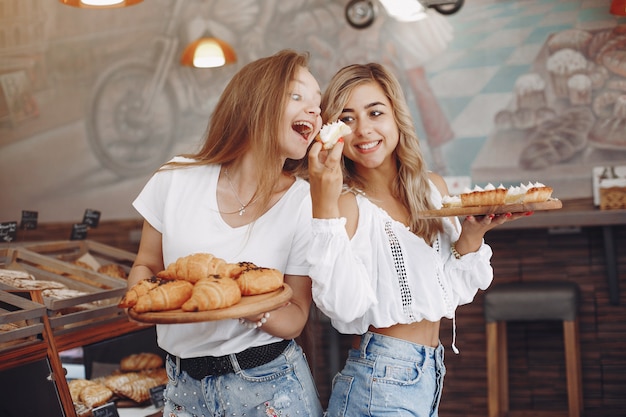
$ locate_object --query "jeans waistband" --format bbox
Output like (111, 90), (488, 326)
(174, 339), (290, 380)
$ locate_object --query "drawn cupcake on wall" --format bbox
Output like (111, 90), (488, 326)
(546, 48), (588, 98)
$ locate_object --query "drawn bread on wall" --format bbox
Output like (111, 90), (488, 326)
(519, 107), (595, 170)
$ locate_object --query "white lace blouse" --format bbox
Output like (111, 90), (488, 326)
(308, 182), (494, 350)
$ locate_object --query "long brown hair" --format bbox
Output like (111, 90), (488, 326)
(163, 49), (311, 212)
(322, 63), (443, 243)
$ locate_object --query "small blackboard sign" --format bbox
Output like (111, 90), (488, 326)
(149, 384), (166, 408)
(83, 209), (101, 228)
(91, 402), (119, 417)
(69, 223), (88, 240)
(0, 221), (17, 243)
(20, 210), (38, 230)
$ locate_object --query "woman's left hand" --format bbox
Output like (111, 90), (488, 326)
(454, 211), (533, 254)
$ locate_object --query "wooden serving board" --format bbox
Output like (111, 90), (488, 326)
(418, 199), (562, 218)
(127, 284), (293, 324)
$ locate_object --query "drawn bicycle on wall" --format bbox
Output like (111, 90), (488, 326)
(85, 0), (241, 178)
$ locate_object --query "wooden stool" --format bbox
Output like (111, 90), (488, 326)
(484, 281), (583, 417)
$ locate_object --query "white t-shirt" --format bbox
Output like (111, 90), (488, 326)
(308, 182), (494, 337)
(133, 157), (312, 358)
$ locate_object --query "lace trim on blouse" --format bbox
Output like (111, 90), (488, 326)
(384, 220), (416, 322)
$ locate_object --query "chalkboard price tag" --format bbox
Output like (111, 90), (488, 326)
(92, 402), (119, 417)
(83, 209), (101, 228)
(69, 223), (88, 240)
(20, 210), (38, 230)
(0, 221), (17, 243)
(149, 384), (166, 408)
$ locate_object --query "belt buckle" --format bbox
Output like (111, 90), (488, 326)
(207, 355), (233, 376)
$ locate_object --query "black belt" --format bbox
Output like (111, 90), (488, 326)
(176, 339), (290, 380)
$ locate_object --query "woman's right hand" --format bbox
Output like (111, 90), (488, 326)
(308, 139), (344, 219)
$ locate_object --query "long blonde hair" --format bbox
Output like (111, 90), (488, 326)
(163, 49), (311, 213)
(322, 63), (443, 243)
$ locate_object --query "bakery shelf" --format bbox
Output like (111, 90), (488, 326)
(0, 247), (127, 334)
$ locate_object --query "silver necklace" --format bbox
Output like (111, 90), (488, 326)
(223, 168), (257, 216)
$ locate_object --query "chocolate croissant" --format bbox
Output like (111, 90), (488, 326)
(235, 266), (284, 296)
(133, 279), (194, 313)
(182, 276), (242, 311)
(118, 276), (164, 308)
(157, 253), (243, 283)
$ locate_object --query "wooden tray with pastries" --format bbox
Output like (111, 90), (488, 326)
(128, 284), (292, 324)
(122, 253), (293, 324)
(418, 199), (562, 218)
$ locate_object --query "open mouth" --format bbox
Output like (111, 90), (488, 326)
(292, 121), (313, 140)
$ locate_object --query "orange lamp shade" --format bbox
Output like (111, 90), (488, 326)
(611, 0), (626, 16)
(59, 0), (143, 8)
(180, 38), (237, 68)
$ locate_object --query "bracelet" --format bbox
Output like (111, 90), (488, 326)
(451, 241), (463, 259)
(239, 312), (270, 329)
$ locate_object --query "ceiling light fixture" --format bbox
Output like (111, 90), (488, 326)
(379, 0), (428, 21)
(59, 0), (143, 8)
(180, 36), (237, 68)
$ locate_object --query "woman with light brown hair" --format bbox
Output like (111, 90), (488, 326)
(128, 49), (324, 417)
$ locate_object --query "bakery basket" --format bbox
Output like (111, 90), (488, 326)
(600, 186), (626, 210)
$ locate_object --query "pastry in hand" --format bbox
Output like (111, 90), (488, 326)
(182, 276), (242, 311)
(133, 279), (194, 313)
(157, 253), (242, 283)
(235, 265), (284, 296)
(118, 276), (164, 309)
(317, 120), (351, 150)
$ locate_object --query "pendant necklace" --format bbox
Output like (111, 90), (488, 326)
(223, 168), (257, 216)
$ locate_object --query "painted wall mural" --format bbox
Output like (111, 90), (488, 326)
(0, 0), (624, 224)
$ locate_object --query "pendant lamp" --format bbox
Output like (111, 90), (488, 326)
(180, 36), (237, 68)
(59, 0), (143, 8)
(610, 0), (626, 16)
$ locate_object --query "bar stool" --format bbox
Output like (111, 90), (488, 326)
(484, 281), (583, 417)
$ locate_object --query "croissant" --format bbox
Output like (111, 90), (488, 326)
(182, 276), (242, 311)
(118, 276), (164, 308)
(235, 266), (284, 296)
(157, 253), (243, 283)
(133, 280), (194, 313)
(79, 381), (113, 408)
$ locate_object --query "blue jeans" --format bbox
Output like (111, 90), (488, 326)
(326, 332), (446, 417)
(163, 340), (323, 417)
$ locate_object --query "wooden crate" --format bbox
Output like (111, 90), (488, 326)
(0, 247), (127, 334)
(20, 239), (136, 280)
(0, 290), (46, 352)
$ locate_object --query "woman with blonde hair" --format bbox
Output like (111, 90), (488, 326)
(307, 62), (527, 416)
